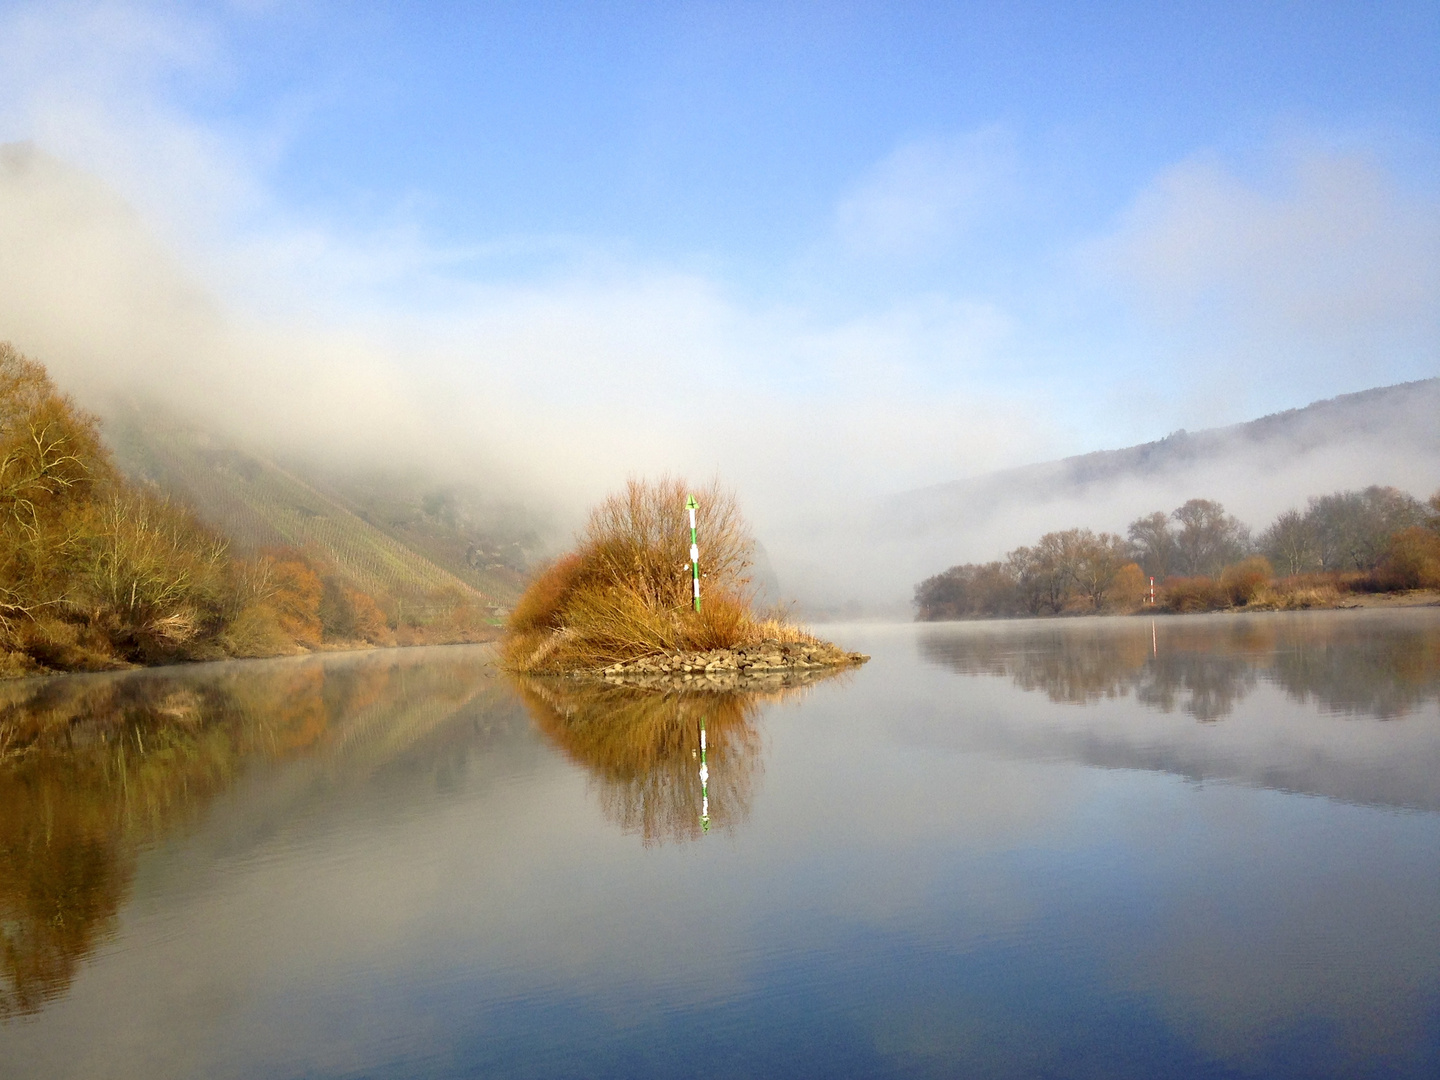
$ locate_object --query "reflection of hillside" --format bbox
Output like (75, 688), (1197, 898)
(0, 650), (496, 1018)
(919, 614), (1440, 721)
(514, 678), (817, 845)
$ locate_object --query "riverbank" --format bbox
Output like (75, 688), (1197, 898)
(1159, 586), (1440, 616)
(915, 587), (1440, 624)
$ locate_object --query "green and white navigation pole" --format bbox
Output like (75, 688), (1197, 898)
(685, 493), (701, 612)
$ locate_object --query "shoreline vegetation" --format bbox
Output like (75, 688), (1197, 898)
(915, 493), (1440, 622)
(1, 343), (497, 678)
(501, 477), (866, 683)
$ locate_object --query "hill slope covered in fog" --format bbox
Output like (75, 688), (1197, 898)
(886, 378), (1440, 529)
(104, 403), (541, 611)
(791, 378), (1440, 613)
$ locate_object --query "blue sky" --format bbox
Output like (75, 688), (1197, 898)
(0, 0), (1436, 518)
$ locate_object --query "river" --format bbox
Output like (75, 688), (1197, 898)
(2, 609), (1438, 1078)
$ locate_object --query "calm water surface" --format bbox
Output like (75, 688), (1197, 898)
(2, 610), (1439, 1079)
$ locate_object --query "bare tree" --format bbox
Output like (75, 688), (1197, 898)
(1006, 545), (1053, 615)
(1126, 511), (1176, 579)
(1259, 509), (1320, 576)
(1171, 499), (1249, 577)
(1304, 486), (1428, 571)
(1071, 531), (1129, 608)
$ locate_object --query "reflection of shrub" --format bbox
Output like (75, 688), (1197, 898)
(0, 649), (498, 1014)
(513, 675), (769, 844)
(1220, 556), (1273, 606)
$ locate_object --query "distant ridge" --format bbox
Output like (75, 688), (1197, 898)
(882, 378), (1440, 531)
(781, 377), (1440, 612)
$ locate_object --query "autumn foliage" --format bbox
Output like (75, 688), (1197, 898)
(916, 489), (1440, 621)
(0, 343), (492, 675)
(503, 477), (814, 673)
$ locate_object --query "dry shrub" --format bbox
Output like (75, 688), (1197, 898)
(1162, 576), (1225, 613)
(1250, 575), (1343, 610)
(1377, 526), (1440, 590)
(1220, 556), (1273, 606)
(503, 477), (810, 672)
(559, 583), (688, 662)
(1107, 562), (1147, 611)
(72, 492), (232, 658)
(221, 601), (296, 657)
(506, 553), (585, 636)
(10, 615), (119, 672)
(581, 477), (753, 608)
(1279, 586), (1343, 609)
(347, 588), (393, 645)
(266, 553), (323, 646)
(689, 590), (752, 651)
(319, 575), (395, 646)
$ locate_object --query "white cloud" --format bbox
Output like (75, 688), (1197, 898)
(1095, 146), (1440, 399)
(833, 128), (1017, 259)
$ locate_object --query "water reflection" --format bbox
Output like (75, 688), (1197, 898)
(0, 649), (497, 1018)
(512, 678), (768, 845)
(0, 625), (1436, 1080)
(920, 612), (1440, 720)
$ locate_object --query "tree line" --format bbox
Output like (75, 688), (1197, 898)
(915, 490), (1440, 621)
(1, 343), (494, 675)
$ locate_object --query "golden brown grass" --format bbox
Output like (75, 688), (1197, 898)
(503, 477), (816, 673)
(1, 342), (495, 674)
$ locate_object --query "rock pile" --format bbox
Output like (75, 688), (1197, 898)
(585, 639), (869, 689)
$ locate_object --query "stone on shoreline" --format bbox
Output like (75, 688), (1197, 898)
(580, 638), (868, 688)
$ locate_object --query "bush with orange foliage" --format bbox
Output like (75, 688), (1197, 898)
(1378, 527), (1440, 590)
(1108, 562), (1148, 611)
(1220, 556), (1273, 605)
(1161, 576), (1226, 613)
(264, 553), (323, 646)
(503, 477), (816, 673)
(0, 342), (423, 673)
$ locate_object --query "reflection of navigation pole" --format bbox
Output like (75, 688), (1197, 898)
(699, 717), (710, 833)
(686, 494), (701, 612)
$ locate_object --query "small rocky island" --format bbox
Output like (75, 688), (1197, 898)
(501, 478), (867, 686)
(595, 639), (869, 688)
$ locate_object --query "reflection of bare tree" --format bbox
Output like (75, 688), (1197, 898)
(514, 677), (823, 845)
(1269, 619), (1440, 718)
(0, 651), (495, 1018)
(1135, 653), (1257, 721)
(918, 615), (1440, 722)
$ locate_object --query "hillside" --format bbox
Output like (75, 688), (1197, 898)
(883, 378), (1440, 532)
(103, 402), (540, 612)
(787, 378), (1440, 613)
